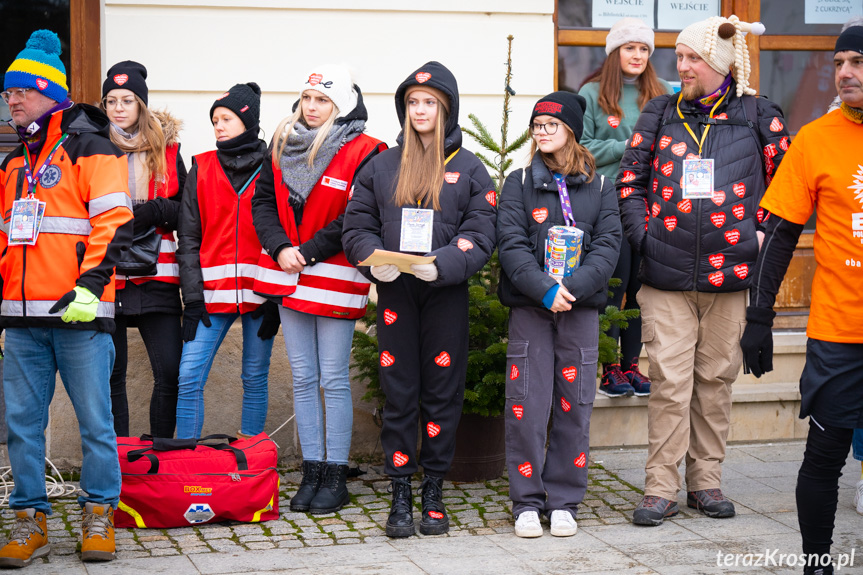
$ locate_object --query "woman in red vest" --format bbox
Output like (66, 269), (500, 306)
(252, 65), (385, 514)
(102, 61), (185, 438)
(175, 82), (279, 440)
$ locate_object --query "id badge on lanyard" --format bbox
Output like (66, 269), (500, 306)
(9, 198), (46, 246)
(400, 208), (434, 253)
(682, 159), (714, 200)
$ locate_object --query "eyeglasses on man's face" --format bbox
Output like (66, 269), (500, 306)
(1, 88), (34, 104)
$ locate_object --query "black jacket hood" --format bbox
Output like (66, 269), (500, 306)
(394, 61), (461, 152)
(62, 103), (112, 138)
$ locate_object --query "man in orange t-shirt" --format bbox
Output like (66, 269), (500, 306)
(740, 24), (863, 575)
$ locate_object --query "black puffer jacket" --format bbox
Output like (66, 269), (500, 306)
(342, 62), (497, 287)
(617, 86), (789, 292)
(497, 153), (621, 309)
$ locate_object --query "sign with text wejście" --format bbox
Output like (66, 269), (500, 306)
(657, 0), (719, 30)
(592, 0), (655, 29)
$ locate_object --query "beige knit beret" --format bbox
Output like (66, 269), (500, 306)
(606, 17), (655, 56)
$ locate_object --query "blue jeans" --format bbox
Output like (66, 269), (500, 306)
(3, 327), (121, 513)
(176, 312), (274, 439)
(853, 429), (863, 462)
(279, 307), (355, 464)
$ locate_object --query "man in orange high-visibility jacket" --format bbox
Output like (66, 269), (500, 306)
(0, 30), (132, 568)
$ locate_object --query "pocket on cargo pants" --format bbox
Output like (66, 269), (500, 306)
(506, 340), (529, 401)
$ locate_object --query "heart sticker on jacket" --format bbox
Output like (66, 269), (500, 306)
(574, 452), (586, 468)
(660, 161), (674, 177)
(444, 172), (460, 184)
(677, 199), (692, 213)
(732, 204), (745, 220)
(664, 216), (677, 231)
(651, 202), (661, 218)
(725, 229), (740, 245)
(427, 422), (441, 437)
(485, 190), (497, 207)
(532, 208), (548, 223)
(622, 171), (636, 183)
(734, 264), (749, 279)
(384, 309), (397, 325)
(710, 212), (726, 228)
(733, 182), (746, 198)
(712, 190), (725, 206)
(659, 136), (672, 149)
(435, 352), (451, 367)
(620, 187), (635, 199)
(770, 117), (784, 132)
(708, 271), (724, 286)
(457, 238), (474, 251)
(671, 142), (687, 156)
(708, 254), (725, 269)
(661, 186), (673, 201)
(631, 133), (643, 147)
(380, 351), (395, 367)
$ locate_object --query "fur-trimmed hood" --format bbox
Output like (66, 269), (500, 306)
(153, 109), (183, 145)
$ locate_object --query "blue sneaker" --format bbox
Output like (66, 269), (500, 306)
(625, 360), (651, 396)
(598, 365), (635, 397)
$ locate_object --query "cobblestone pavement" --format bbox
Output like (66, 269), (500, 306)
(2, 442), (861, 574)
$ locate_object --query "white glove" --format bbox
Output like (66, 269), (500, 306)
(410, 262), (439, 282)
(371, 264), (400, 283)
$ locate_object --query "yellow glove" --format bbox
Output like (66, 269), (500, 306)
(49, 286), (99, 323)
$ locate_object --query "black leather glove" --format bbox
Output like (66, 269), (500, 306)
(250, 300), (280, 340)
(133, 201), (160, 235)
(740, 306), (776, 378)
(182, 301), (211, 343)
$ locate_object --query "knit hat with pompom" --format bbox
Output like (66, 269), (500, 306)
(4, 29), (68, 103)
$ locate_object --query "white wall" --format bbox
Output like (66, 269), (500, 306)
(103, 1), (555, 165)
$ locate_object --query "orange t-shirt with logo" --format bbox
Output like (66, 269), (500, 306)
(760, 109), (863, 343)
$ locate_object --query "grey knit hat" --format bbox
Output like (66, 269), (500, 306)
(606, 18), (655, 56)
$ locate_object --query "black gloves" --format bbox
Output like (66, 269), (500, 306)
(133, 201), (160, 236)
(182, 301), (211, 343)
(740, 306), (776, 378)
(250, 300), (280, 340)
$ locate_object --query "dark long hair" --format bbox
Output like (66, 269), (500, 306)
(579, 47), (666, 119)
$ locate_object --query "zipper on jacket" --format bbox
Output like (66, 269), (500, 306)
(234, 195), (241, 312)
(21, 246), (27, 317)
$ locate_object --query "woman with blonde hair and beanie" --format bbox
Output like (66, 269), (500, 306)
(101, 61), (186, 438)
(497, 92), (621, 538)
(578, 18), (671, 398)
(252, 65), (386, 514)
(343, 61), (497, 538)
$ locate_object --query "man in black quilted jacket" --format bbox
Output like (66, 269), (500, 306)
(616, 15), (790, 526)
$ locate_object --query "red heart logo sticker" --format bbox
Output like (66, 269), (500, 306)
(532, 207), (548, 223)
(380, 351), (395, 367)
(485, 190), (496, 207)
(765, 156), (775, 175)
(725, 229), (741, 245)
(434, 352), (451, 367)
(686, 153), (699, 160)
(393, 451), (408, 467)
(661, 186), (673, 201)
(712, 190), (725, 206)
(660, 162), (674, 177)
(709, 254), (725, 269)
(677, 199), (692, 213)
(763, 143), (778, 158)
(770, 117), (784, 132)
(113, 74), (128, 85)
(631, 133), (643, 147)
(732, 204), (745, 219)
(651, 202), (661, 218)
(607, 116), (620, 128)
(620, 187), (635, 199)
(457, 238), (474, 251)
(428, 511), (444, 519)
(35, 78), (48, 90)
(671, 142), (687, 157)
(560, 397), (571, 412)
(384, 309), (397, 325)
(444, 172), (460, 184)
(733, 182), (746, 198)
(510, 365), (519, 380)
(308, 73), (323, 86)
(715, 113), (728, 120)
(415, 72), (431, 83)
(574, 452), (587, 468)
(708, 271), (724, 286)
(757, 208), (767, 223)
(562, 366), (577, 382)
(659, 135), (672, 150)
(348, 187), (354, 201)
(621, 171), (636, 183)
(653, 156), (660, 170)
(518, 462), (533, 477)
(780, 136), (789, 151)
(427, 422), (441, 437)
(652, 179), (659, 194)
(734, 264), (749, 279)
(512, 405), (523, 420)
(664, 216), (678, 231)
(710, 212), (726, 228)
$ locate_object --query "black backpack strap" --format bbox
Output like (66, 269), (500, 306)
(740, 94), (767, 176)
(126, 447), (160, 474)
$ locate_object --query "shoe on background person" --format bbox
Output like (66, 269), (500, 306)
(624, 358), (651, 396)
(514, 510), (543, 538)
(632, 495), (679, 526)
(0, 509), (49, 568)
(419, 475), (449, 535)
(385, 477), (415, 538)
(80, 503), (115, 562)
(549, 510), (577, 537)
(290, 460), (324, 512)
(855, 479), (863, 515)
(309, 463), (350, 514)
(687, 489), (736, 518)
(598, 364), (635, 397)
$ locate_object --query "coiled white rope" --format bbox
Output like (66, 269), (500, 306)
(0, 458), (78, 508)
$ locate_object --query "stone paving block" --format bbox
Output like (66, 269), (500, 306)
(150, 548), (181, 556)
(246, 541), (277, 550)
(201, 527), (233, 539)
(239, 534), (269, 543)
(142, 539), (174, 549)
(87, 555), (200, 574)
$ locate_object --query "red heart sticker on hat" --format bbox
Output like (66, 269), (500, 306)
(518, 462), (533, 477)
(631, 133), (643, 147)
(457, 238), (473, 251)
(444, 172), (460, 184)
(708, 271), (724, 287)
(435, 352), (451, 367)
(621, 171), (636, 183)
(607, 116), (620, 128)
(725, 229), (741, 245)
(383, 309), (397, 325)
(734, 264), (749, 279)
(560, 397), (571, 412)
(661, 186), (673, 201)
(562, 366), (577, 382)
(710, 190), (724, 206)
(428, 511), (444, 519)
(113, 74), (128, 86)
(427, 422), (441, 437)
(770, 117), (783, 132)
(659, 135), (672, 150)
(35, 78), (48, 91)
(660, 161), (674, 177)
(485, 190), (497, 207)
(710, 212), (726, 228)
(733, 182), (746, 198)
(510, 365), (519, 380)
(532, 207), (548, 223)
(664, 216), (678, 231)
(652, 179), (659, 194)
(308, 73), (323, 86)
(780, 137), (789, 151)
(574, 452), (587, 468)
(380, 351), (395, 367)
(512, 405), (523, 420)
(620, 187), (635, 199)
(393, 451), (408, 467)
(732, 204), (745, 220)
(671, 142), (687, 157)
(677, 199), (692, 213)
(651, 202), (661, 218)
(415, 72), (431, 83)
(709, 254), (725, 269)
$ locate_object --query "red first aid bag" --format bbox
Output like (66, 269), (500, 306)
(115, 433), (280, 528)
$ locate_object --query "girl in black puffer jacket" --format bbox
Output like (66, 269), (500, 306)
(497, 92), (620, 539)
(342, 61), (496, 539)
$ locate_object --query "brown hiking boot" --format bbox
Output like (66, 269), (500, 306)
(80, 503), (115, 562)
(0, 508), (50, 568)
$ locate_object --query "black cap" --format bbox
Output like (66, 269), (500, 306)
(530, 91), (587, 143)
(210, 82), (261, 131)
(103, 60), (148, 105)
(835, 25), (863, 56)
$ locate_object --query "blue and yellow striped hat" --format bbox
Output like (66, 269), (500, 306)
(4, 30), (68, 103)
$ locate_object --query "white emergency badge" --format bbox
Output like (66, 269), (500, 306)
(8, 198), (46, 246)
(682, 159), (714, 200)
(400, 208), (434, 253)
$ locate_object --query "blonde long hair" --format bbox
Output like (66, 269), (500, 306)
(393, 99), (448, 210)
(530, 123), (596, 181)
(104, 96), (168, 191)
(271, 95), (339, 167)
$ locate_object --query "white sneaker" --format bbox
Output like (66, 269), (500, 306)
(549, 510), (578, 537)
(514, 510), (543, 538)
(855, 479), (863, 515)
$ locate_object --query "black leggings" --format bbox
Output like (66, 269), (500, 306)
(110, 312), (182, 438)
(605, 239), (642, 366)
(796, 419), (853, 561)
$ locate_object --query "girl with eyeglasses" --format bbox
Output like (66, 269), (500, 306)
(577, 18), (671, 398)
(342, 61), (496, 538)
(101, 61), (186, 438)
(497, 92), (621, 538)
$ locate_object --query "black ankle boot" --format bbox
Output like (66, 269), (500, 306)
(309, 463), (350, 514)
(290, 460), (324, 512)
(419, 475), (448, 535)
(385, 477), (414, 538)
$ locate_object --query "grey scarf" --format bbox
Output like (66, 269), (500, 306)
(279, 119), (365, 211)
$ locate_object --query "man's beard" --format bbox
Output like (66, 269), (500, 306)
(680, 78), (706, 101)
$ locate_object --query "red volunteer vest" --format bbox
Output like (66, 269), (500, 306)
(196, 151), (266, 314)
(254, 134), (385, 320)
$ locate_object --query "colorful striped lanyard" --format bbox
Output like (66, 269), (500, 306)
(553, 173), (574, 226)
(21, 133), (68, 195)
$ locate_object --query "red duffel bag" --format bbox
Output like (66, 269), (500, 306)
(115, 433), (280, 528)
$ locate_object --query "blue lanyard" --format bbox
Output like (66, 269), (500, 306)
(553, 173), (574, 226)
